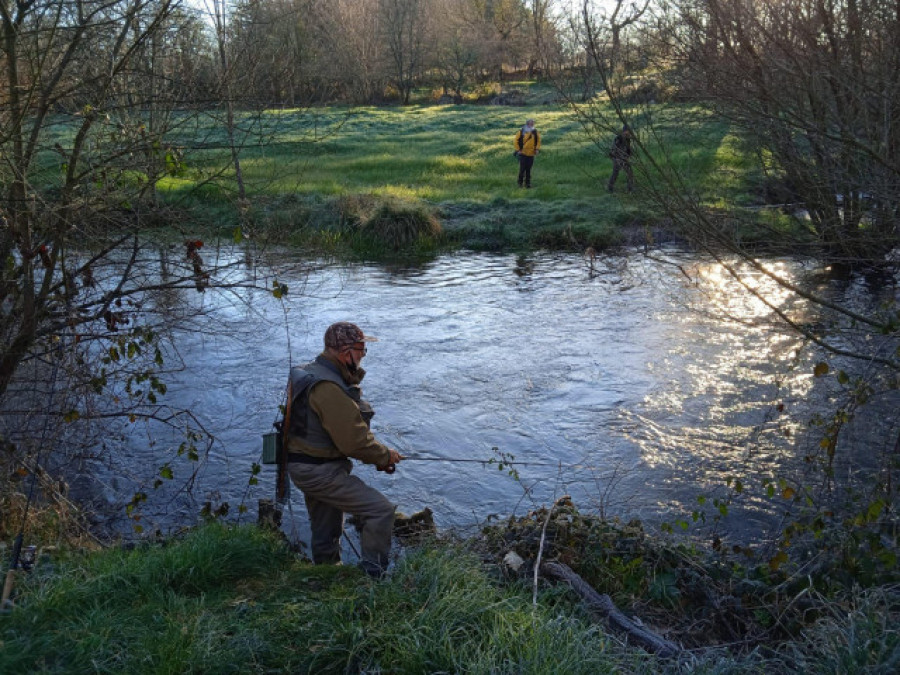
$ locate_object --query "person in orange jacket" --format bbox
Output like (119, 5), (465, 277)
(513, 118), (541, 188)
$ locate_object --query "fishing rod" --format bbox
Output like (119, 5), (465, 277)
(398, 453), (603, 469)
(402, 454), (560, 466)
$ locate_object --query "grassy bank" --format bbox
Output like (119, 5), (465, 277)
(152, 98), (756, 254)
(2, 521), (897, 673)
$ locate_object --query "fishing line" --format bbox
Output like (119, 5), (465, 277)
(274, 287), (299, 542)
(398, 452), (618, 476)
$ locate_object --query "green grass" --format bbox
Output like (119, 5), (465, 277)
(27, 96), (765, 253)
(164, 105), (612, 201)
(2, 523), (897, 673)
(151, 103), (750, 251)
(0, 524), (633, 673)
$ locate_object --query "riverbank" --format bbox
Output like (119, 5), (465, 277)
(2, 515), (897, 673)
(153, 101), (789, 257)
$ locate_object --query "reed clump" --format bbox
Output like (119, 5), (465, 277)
(359, 199), (442, 249)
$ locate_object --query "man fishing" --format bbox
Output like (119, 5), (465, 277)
(284, 322), (403, 578)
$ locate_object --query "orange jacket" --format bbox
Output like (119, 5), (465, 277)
(514, 127), (541, 157)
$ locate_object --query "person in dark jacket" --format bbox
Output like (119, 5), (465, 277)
(285, 322), (403, 578)
(514, 118), (541, 188)
(607, 124), (634, 193)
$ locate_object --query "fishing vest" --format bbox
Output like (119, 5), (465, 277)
(287, 356), (375, 452)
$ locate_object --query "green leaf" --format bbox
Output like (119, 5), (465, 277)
(159, 465), (173, 480)
(867, 499), (885, 521)
(768, 550), (788, 572)
(837, 370), (850, 384)
(813, 362), (829, 377)
(233, 226), (243, 243)
(63, 410), (80, 423)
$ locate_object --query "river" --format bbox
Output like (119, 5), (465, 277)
(68, 246), (898, 549)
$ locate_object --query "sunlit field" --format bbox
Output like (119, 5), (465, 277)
(162, 103), (744, 205)
(29, 94), (757, 251)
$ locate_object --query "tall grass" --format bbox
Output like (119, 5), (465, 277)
(2, 523), (897, 673)
(0, 524), (633, 673)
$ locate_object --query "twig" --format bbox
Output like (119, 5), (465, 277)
(533, 500), (556, 607)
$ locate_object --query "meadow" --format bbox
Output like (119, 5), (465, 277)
(156, 98), (755, 253)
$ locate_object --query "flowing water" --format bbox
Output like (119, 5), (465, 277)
(68, 247), (899, 546)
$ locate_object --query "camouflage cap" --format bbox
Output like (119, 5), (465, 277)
(324, 322), (378, 350)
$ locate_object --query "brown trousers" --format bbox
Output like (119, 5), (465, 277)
(288, 458), (395, 576)
(608, 158), (634, 192)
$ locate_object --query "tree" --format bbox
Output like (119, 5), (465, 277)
(565, 0), (899, 570)
(433, 0), (482, 100)
(0, 0), (250, 533)
(306, 0), (387, 103)
(668, 0), (900, 264)
(379, 0), (430, 104)
(462, 0), (530, 82)
(227, 0), (317, 105)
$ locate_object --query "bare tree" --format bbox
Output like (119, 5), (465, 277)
(462, 0), (530, 82)
(668, 0), (900, 265)
(306, 0), (387, 103)
(379, 0), (430, 104)
(433, 0), (482, 100)
(0, 0), (259, 534)
(207, 0), (247, 201)
(564, 0), (899, 567)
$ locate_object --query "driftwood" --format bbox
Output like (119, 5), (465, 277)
(541, 561), (681, 658)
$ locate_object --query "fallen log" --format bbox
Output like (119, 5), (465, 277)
(541, 561), (681, 658)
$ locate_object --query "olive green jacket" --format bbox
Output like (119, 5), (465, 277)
(286, 352), (391, 466)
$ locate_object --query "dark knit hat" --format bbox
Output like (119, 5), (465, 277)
(324, 322), (378, 349)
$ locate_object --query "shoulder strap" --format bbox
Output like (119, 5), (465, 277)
(517, 129), (524, 150)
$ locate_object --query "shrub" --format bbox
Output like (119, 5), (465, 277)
(361, 199), (442, 249)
